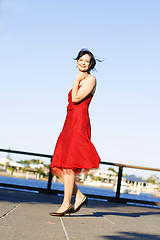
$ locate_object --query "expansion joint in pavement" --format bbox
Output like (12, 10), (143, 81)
(54, 204), (70, 240)
(60, 217), (70, 240)
(0, 202), (21, 219)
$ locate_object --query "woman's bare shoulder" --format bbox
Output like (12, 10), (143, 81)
(88, 74), (96, 83)
(88, 74), (96, 80)
(87, 75), (96, 95)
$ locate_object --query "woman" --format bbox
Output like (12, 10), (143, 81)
(50, 49), (100, 216)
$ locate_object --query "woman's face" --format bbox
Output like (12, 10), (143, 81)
(77, 54), (91, 72)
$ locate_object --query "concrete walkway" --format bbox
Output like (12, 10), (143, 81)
(0, 188), (160, 240)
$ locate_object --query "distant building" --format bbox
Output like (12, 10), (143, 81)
(124, 175), (148, 187)
(88, 168), (117, 184)
(123, 175), (149, 194)
(0, 158), (25, 169)
(29, 163), (44, 169)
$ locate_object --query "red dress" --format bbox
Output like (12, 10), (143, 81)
(50, 86), (100, 175)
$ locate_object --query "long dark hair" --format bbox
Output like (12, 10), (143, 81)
(74, 48), (96, 73)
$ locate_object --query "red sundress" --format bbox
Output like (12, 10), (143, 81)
(50, 86), (100, 175)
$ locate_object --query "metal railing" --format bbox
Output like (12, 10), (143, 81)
(0, 148), (160, 207)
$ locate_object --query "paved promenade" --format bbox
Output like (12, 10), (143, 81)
(0, 188), (160, 240)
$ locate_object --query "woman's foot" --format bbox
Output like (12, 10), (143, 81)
(56, 203), (71, 213)
(74, 193), (85, 209)
(73, 195), (88, 213)
(50, 204), (73, 216)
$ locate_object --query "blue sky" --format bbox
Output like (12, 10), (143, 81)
(0, 0), (160, 177)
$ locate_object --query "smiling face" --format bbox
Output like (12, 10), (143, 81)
(77, 54), (91, 73)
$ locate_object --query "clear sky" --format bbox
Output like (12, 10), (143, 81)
(0, 0), (160, 178)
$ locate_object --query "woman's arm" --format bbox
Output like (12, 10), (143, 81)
(72, 75), (96, 103)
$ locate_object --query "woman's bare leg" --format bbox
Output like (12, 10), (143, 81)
(56, 169), (75, 213)
(56, 172), (84, 199)
(54, 170), (84, 212)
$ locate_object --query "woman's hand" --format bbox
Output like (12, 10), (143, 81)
(75, 72), (88, 82)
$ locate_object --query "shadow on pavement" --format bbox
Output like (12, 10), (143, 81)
(99, 232), (160, 240)
(68, 209), (160, 218)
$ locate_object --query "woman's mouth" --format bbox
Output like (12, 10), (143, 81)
(79, 64), (86, 68)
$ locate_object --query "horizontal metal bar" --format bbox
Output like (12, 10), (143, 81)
(100, 161), (160, 172)
(0, 148), (52, 158)
(0, 182), (63, 195)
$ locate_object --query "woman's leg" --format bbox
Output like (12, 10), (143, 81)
(57, 174), (83, 199)
(54, 169), (84, 212)
(56, 169), (75, 213)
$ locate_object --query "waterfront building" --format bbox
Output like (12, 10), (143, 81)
(0, 158), (25, 169)
(29, 163), (44, 169)
(91, 169), (117, 184)
(81, 168), (117, 187)
(123, 175), (148, 194)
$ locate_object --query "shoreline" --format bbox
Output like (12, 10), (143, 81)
(0, 172), (113, 190)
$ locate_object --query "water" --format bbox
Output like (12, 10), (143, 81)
(0, 175), (160, 205)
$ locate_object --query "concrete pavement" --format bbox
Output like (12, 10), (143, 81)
(0, 188), (160, 240)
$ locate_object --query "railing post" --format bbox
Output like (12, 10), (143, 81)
(47, 157), (53, 191)
(116, 166), (123, 201)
